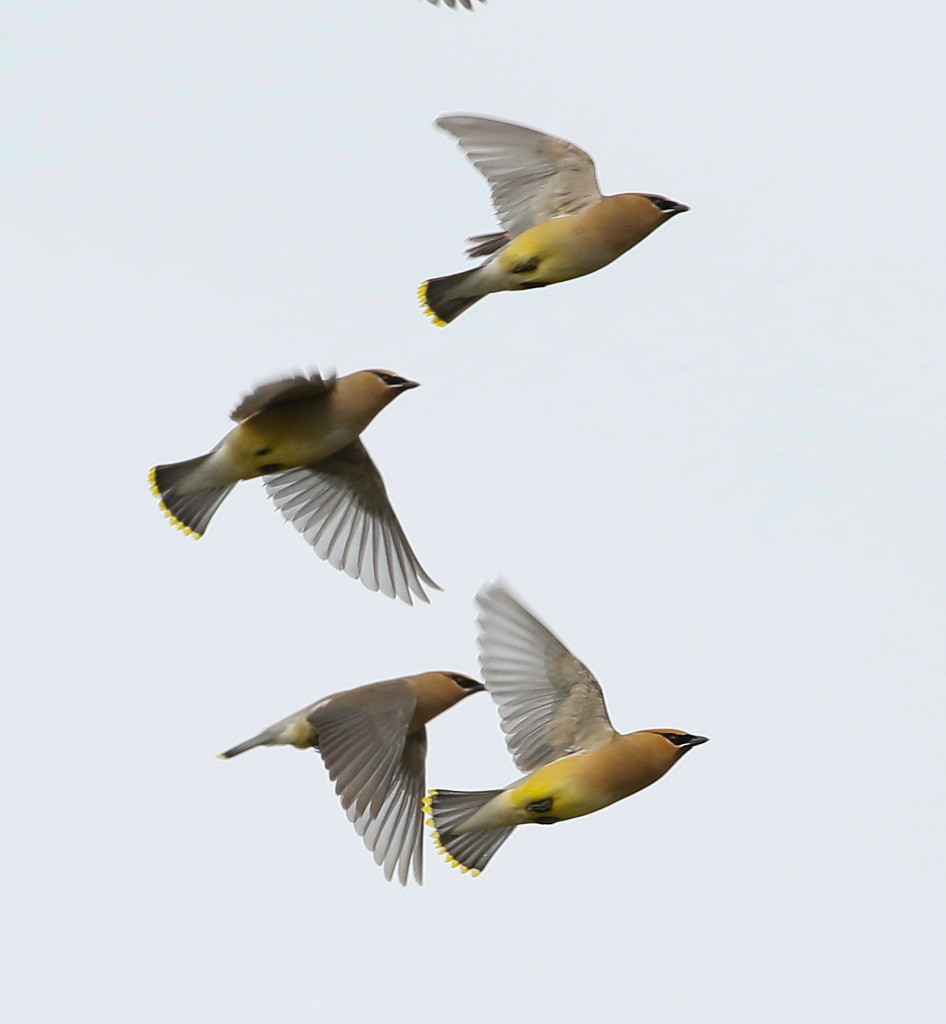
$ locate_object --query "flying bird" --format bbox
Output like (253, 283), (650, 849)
(149, 369), (438, 605)
(419, 115), (688, 325)
(425, 582), (707, 874)
(221, 672), (484, 885)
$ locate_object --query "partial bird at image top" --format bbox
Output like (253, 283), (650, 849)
(427, 0), (484, 9)
(149, 369), (439, 605)
(424, 581), (708, 874)
(419, 115), (688, 326)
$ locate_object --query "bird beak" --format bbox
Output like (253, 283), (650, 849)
(397, 379), (420, 391)
(676, 734), (708, 758)
(668, 202), (690, 216)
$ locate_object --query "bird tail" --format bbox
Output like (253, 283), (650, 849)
(418, 271), (484, 326)
(423, 789), (515, 875)
(217, 729), (275, 759)
(149, 456), (235, 538)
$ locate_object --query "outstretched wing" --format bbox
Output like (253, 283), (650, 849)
(230, 370), (337, 423)
(476, 580), (616, 771)
(264, 440), (439, 605)
(310, 681), (426, 886)
(437, 114), (602, 240)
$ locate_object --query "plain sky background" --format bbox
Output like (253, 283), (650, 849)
(3, 1), (945, 1021)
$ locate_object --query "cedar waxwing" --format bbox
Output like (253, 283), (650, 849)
(419, 115), (689, 325)
(221, 672), (484, 885)
(149, 369), (438, 605)
(424, 582), (707, 874)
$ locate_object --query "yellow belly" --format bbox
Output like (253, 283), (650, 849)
(497, 218), (616, 286)
(509, 755), (617, 822)
(227, 403), (356, 477)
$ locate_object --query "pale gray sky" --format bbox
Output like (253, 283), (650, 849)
(3, 2), (945, 1021)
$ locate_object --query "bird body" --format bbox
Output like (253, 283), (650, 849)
(155, 370), (399, 494)
(149, 369), (439, 604)
(494, 194), (678, 285)
(221, 671), (484, 884)
(425, 583), (707, 874)
(443, 730), (699, 836)
(214, 388), (374, 477)
(420, 115), (688, 325)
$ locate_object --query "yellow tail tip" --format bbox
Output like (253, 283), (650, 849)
(424, 792), (479, 877)
(150, 467), (202, 539)
(160, 504), (201, 539)
(418, 282), (447, 328)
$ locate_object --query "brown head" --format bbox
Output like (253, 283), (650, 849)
(600, 193), (689, 253)
(615, 728), (708, 788)
(408, 671), (485, 728)
(336, 369), (420, 427)
(586, 728), (708, 802)
(639, 728), (708, 767)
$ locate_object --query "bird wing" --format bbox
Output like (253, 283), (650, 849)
(263, 440), (439, 605)
(309, 682), (426, 886)
(229, 370), (337, 422)
(476, 581), (616, 772)
(436, 115), (603, 240)
(346, 729), (426, 886)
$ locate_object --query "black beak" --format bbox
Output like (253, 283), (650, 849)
(669, 202), (690, 216)
(398, 379), (420, 391)
(676, 734), (708, 758)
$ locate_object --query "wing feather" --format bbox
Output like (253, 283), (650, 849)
(263, 440), (439, 605)
(310, 681), (426, 885)
(476, 581), (616, 771)
(437, 115), (603, 240)
(229, 369), (336, 422)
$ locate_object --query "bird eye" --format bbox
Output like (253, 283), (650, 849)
(445, 673), (485, 692)
(373, 371), (408, 387)
(660, 732), (708, 750)
(662, 732), (695, 746)
(370, 371), (419, 392)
